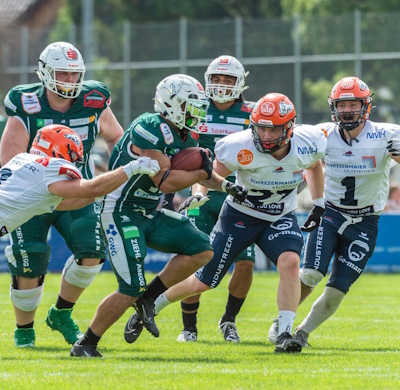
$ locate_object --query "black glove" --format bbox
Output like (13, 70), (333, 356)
(200, 149), (213, 179)
(178, 193), (210, 213)
(301, 205), (325, 232)
(222, 180), (248, 202)
(387, 139), (400, 156)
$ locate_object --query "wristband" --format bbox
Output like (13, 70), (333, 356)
(313, 197), (325, 208)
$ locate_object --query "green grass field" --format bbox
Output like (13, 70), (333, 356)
(0, 271), (399, 389)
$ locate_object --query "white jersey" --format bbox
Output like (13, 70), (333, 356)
(215, 124), (327, 222)
(319, 120), (400, 215)
(0, 153), (82, 235)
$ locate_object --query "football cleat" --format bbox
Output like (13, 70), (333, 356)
(124, 313), (144, 344)
(218, 320), (241, 343)
(274, 332), (302, 353)
(131, 297), (159, 337)
(177, 329), (197, 342)
(267, 317), (279, 344)
(70, 341), (102, 358)
(14, 328), (35, 348)
(46, 305), (83, 344)
(293, 327), (311, 348)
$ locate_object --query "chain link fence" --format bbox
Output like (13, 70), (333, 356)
(1, 11), (400, 129)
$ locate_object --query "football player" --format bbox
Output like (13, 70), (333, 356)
(173, 55), (257, 343)
(153, 93), (327, 353)
(2, 41), (124, 348)
(0, 125), (159, 235)
(267, 77), (400, 348)
(70, 74), (247, 357)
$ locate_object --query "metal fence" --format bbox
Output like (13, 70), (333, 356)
(2, 11), (400, 129)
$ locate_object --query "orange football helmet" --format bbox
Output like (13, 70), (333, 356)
(31, 124), (83, 163)
(328, 76), (372, 131)
(250, 93), (296, 154)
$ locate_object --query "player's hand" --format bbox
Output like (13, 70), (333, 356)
(128, 157), (160, 178)
(178, 192), (210, 212)
(387, 138), (400, 156)
(301, 205), (325, 232)
(222, 180), (248, 202)
(200, 149), (213, 179)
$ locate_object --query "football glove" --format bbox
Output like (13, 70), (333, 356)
(387, 138), (400, 156)
(124, 156), (160, 178)
(201, 149), (213, 179)
(222, 180), (248, 203)
(301, 205), (325, 232)
(178, 192), (211, 212)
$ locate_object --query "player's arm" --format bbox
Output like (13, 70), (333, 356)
(137, 147), (209, 193)
(48, 157), (160, 201)
(98, 106), (124, 155)
(180, 157), (247, 212)
(56, 198), (95, 211)
(301, 159), (325, 232)
(1, 117), (30, 165)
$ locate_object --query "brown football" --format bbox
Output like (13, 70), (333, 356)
(170, 147), (210, 171)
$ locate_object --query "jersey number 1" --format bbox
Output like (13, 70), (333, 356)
(340, 176), (357, 206)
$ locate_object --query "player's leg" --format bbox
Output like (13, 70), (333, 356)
(6, 216), (52, 347)
(295, 214), (379, 346)
(47, 204), (106, 344)
(257, 212), (304, 353)
(219, 244), (255, 342)
(122, 208), (213, 343)
(71, 212), (150, 357)
(267, 211), (338, 345)
(178, 192), (222, 342)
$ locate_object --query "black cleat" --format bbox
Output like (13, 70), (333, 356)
(274, 332), (302, 353)
(124, 312), (144, 343)
(132, 297), (159, 337)
(70, 341), (102, 358)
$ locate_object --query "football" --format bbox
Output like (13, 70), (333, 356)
(170, 147), (210, 171)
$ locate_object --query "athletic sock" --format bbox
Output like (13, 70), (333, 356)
(79, 327), (101, 346)
(144, 276), (167, 301)
(220, 294), (245, 323)
(55, 295), (74, 310)
(278, 310), (296, 336)
(17, 321), (34, 329)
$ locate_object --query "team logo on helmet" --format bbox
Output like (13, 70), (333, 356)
(168, 80), (183, 94)
(66, 48), (78, 60)
(64, 132), (81, 147)
(260, 102), (275, 116)
(357, 80), (368, 91)
(340, 78), (355, 89)
(279, 101), (294, 116)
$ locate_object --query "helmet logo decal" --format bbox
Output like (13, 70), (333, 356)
(340, 79), (355, 89)
(169, 80), (183, 94)
(260, 102), (275, 116)
(219, 57), (230, 64)
(237, 149), (253, 165)
(358, 80), (368, 91)
(67, 48), (78, 60)
(279, 101), (294, 116)
(64, 132), (81, 147)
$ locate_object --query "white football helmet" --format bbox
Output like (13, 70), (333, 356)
(36, 41), (85, 99)
(154, 74), (209, 134)
(204, 55), (249, 103)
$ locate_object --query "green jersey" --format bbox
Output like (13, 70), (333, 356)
(198, 99), (254, 153)
(4, 80), (111, 179)
(103, 113), (197, 214)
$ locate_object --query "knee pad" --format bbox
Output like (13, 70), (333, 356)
(300, 268), (324, 288)
(10, 284), (44, 312)
(62, 255), (103, 288)
(6, 242), (51, 276)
